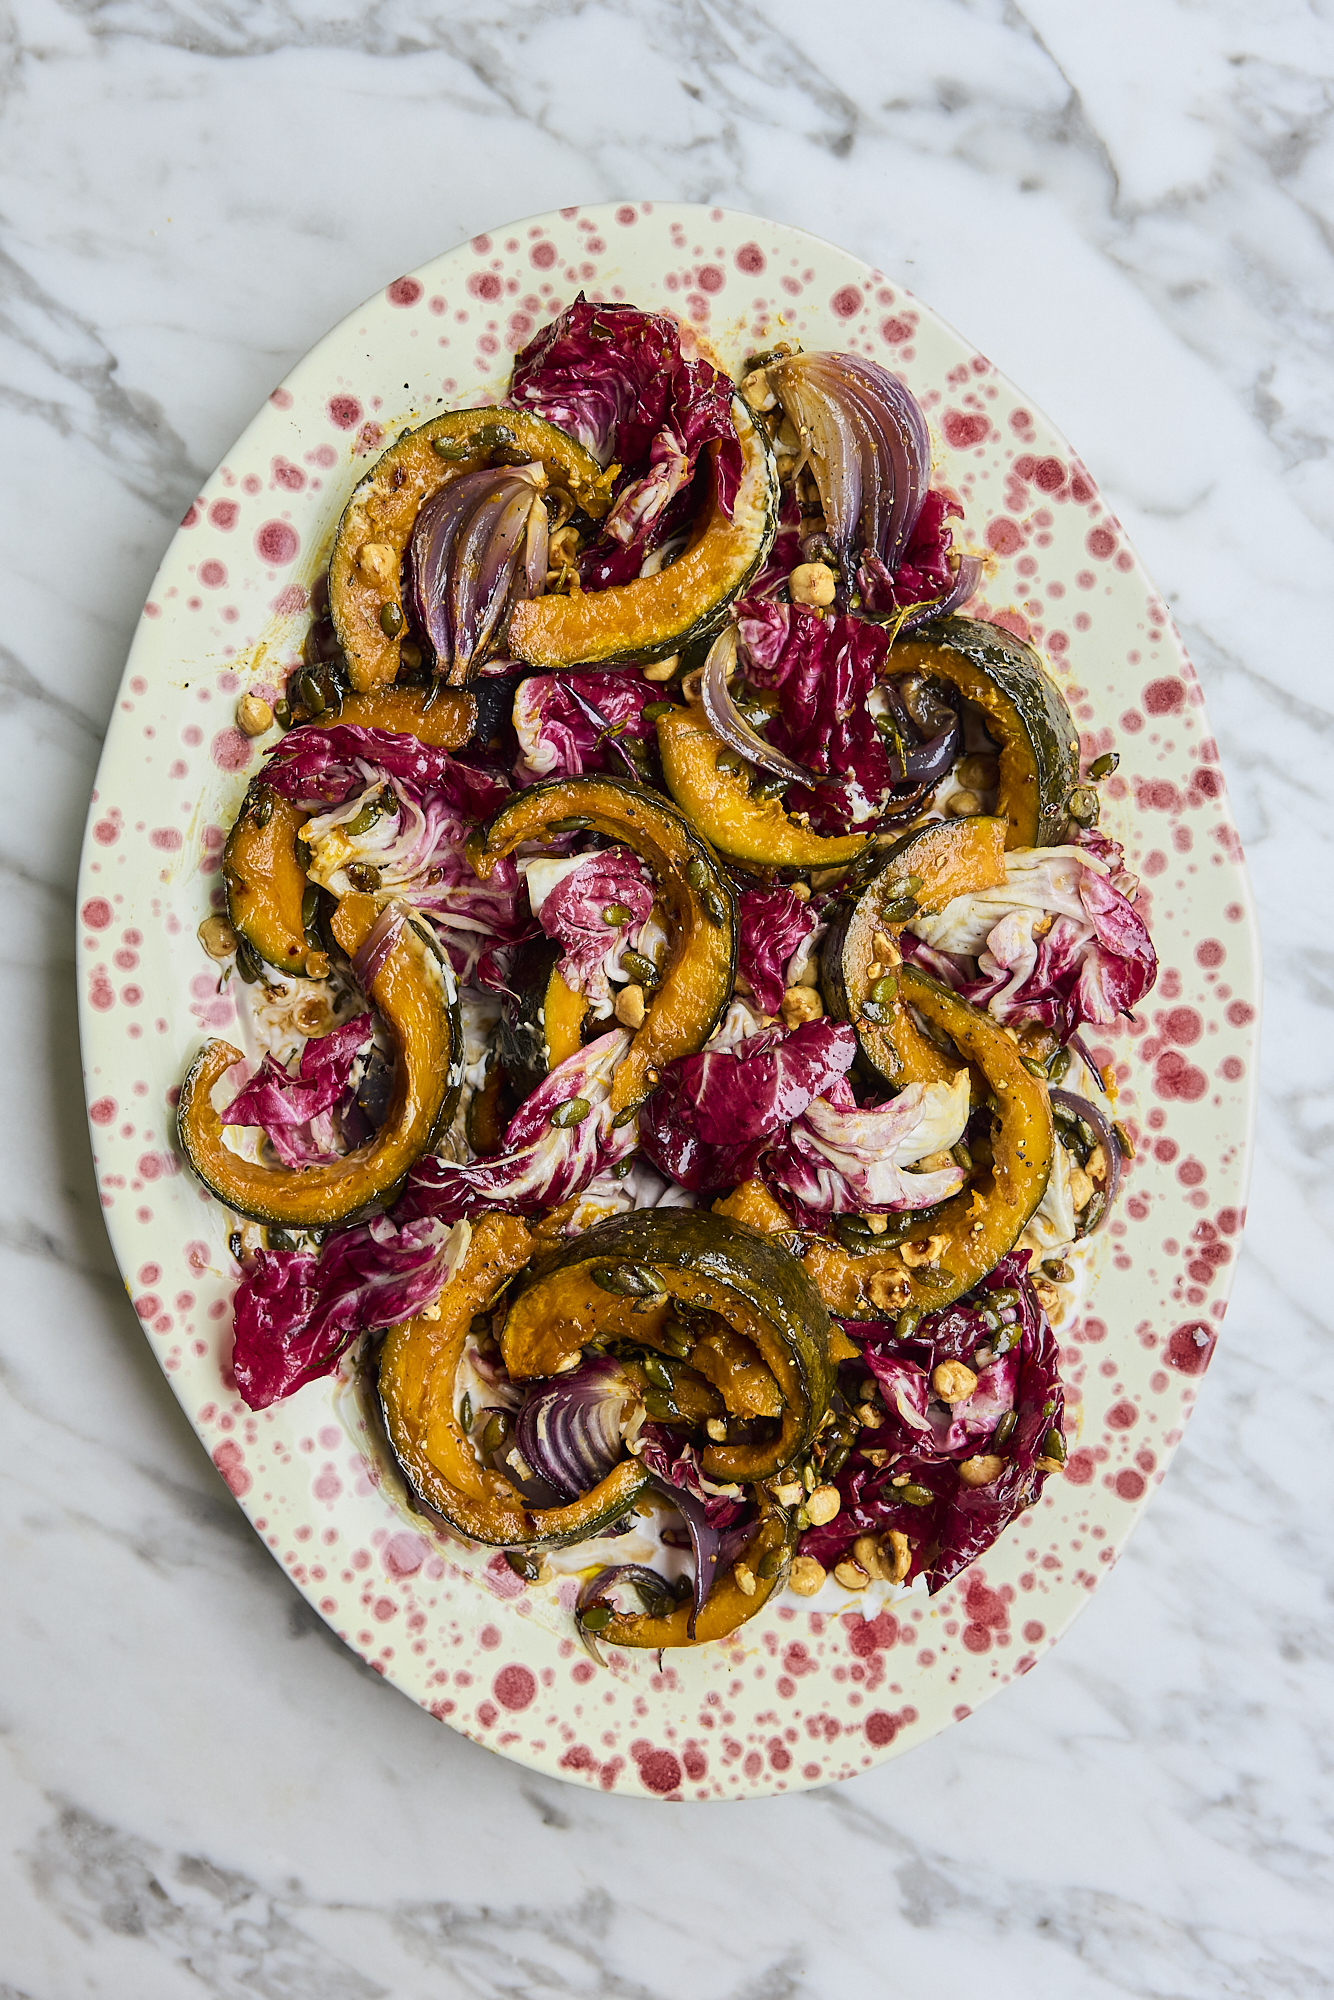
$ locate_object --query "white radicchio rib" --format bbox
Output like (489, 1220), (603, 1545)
(766, 1068), (971, 1214)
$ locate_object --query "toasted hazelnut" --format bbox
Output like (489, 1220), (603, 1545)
(357, 540), (398, 588)
(805, 1484), (841, 1526)
(883, 1529), (912, 1584)
(834, 1557), (870, 1592)
(740, 367), (776, 411)
(790, 880), (812, 902)
(932, 1360), (979, 1404)
(788, 1555), (826, 1596)
(788, 561), (837, 608)
(771, 1479), (804, 1507)
(901, 1232), (950, 1270)
(862, 1212), (888, 1235)
(236, 693), (274, 737)
(958, 1453), (1005, 1488)
(197, 914), (237, 960)
(734, 1562), (758, 1597)
(946, 789), (983, 818)
(867, 1269), (912, 1313)
(613, 983), (647, 1029)
(705, 1416), (728, 1443)
(780, 984), (824, 1030)
(304, 950), (331, 980)
(1068, 1162), (1096, 1209)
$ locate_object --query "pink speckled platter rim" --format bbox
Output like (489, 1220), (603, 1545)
(76, 204), (1259, 1801)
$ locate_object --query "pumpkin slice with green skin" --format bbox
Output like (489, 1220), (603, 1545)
(223, 685), (476, 974)
(716, 966), (1054, 1320)
(471, 776), (736, 1119)
(500, 1210), (834, 1484)
(588, 1498), (792, 1650)
(329, 409), (609, 692)
(177, 893), (462, 1227)
(507, 398), (778, 670)
(378, 1211), (652, 1549)
(886, 617), (1079, 848)
(656, 704), (871, 869)
(498, 936), (590, 1100)
(821, 815), (1007, 1087)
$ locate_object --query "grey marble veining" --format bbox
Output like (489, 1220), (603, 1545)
(3, 1), (1333, 1993)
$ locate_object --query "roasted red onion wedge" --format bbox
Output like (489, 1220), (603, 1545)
(1049, 1086), (1122, 1230)
(767, 351), (930, 574)
(701, 626), (817, 788)
(410, 464), (548, 680)
(514, 1358), (635, 1503)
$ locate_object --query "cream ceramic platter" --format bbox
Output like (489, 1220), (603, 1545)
(77, 203), (1258, 1800)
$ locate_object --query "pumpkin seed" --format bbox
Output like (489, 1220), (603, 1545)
(622, 950), (660, 989)
(897, 1482), (934, 1507)
(896, 1308), (921, 1339)
(344, 796), (386, 836)
(609, 1157), (633, 1180)
(700, 889), (728, 926)
(602, 902), (633, 926)
(659, 1319), (693, 1359)
(548, 815), (590, 832)
(1114, 1121), (1135, 1159)
(346, 862), (382, 892)
(301, 884), (321, 935)
(641, 701), (675, 721)
(1041, 1426), (1067, 1464)
(549, 1096), (591, 1129)
(253, 791), (273, 830)
(756, 1550), (783, 1580)
(992, 1409), (1018, 1448)
(505, 1549), (542, 1581)
(611, 1102), (642, 1128)
(480, 1412), (509, 1455)
(859, 999), (887, 1023)
(297, 669), (326, 715)
(870, 972), (898, 1006)
(273, 698), (292, 729)
(431, 436), (472, 460)
(685, 857), (709, 892)
(642, 1353), (674, 1390)
(379, 600), (404, 638)
(1067, 785), (1100, 827)
(268, 1227), (296, 1252)
(878, 897), (918, 924)
(642, 1389), (675, 1422)
(1041, 1258), (1073, 1282)
(1088, 750), (1119, 779)
(989, 1288), (1020, 1310)
(580, 1604), (613, 1631)
(883, 874), (923, 901)
(591, 1261), (664, 1298)
(1048, 1046), (1072, 1083)
(234, 937), (262, 984)
(459, 1392), (473, 1433)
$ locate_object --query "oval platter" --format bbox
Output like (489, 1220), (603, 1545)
(76, 203), (1259, 1800)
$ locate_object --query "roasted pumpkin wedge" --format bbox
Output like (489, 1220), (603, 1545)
(590, 1497), (792, 1649)
(498, 935), (590, 1099)
(177, 894), (462, 1227)
(329, 408), (609, 692)
(886, 617), (1079, 848)
(716, 966), (1054, 1319)
(656, 704), (871, 869)
(223, 786), (312, 976)
(471, 776), (736, 1118)
(500, 1210), (835, 1485)
(379, 1211), (653, 1548)
(821, 815), (1007, 1087)
(507, 398), (778, 670)
(223, 686), (476, 974)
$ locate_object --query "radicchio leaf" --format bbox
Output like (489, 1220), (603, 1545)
(223, 1013), (375, 1170)
(736, 884), (818, 1015)
(513, 673), (659, 784)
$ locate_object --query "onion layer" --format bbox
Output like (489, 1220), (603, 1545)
(410, 464), (548, 679)
(1049, 1086), (1122, 1230)
(700, 626), (816, 788)
(514, 1358), (633, 1503)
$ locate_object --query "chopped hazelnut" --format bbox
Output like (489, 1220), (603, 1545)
(642, 652), (679, 682)
(788, 561), (837, 608)
(958, 1453), (1004, 1488)
(900, 1232), (950, 1270)
(833, 1558), (870, 1592)
(805, 1484), (841, 1526)
(932, 1360), (979, 1404)
(867, 1269), (912, 1313)
(946, 789), (983, 817)
(733, 1562), (758, 1597)
(739, 367), (776, 411)
(357, 540), (398, 588)
(780, 984), (824, 1029)
(771, 1479), (804, 1506)
(790, 880), (812, 902)
(197, 914), (237, 960)
(705, 1416), (728, 1443)
(613, 983), (647, 1029)
(788, 1555), (826, 1596)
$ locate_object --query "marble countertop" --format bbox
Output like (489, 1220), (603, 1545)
(5, 1), (1333, 1993)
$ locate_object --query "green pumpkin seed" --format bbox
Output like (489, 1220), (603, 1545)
(301, 884), (321, 935)
(878, 897), (918, 924)
(1041, 1426), (1067, 1464)
(234, 937), (262, 984)
(700, 890), (728, 926)
(346, 862), (382, 892)
(602, 902), (633, 926)
(548, 815), (590, 832)
(1114, 1121), (1135, 1159)
(992, 1409), (1018, 1448)
(505, 1549), (542, 1581)
(480, 1412), (509, 1456)
(297, 669), (326, 715)
(870, 973), (898, 1006)
(591, 1261), (664, 1298)
(685, 857), (709, 892)
(344, 796), (386, 837)
(611, 1102), (642, 1129)
(896, 1308), (921, 1340)
(756, 1550), (783, 1580)
(268, 1227), (296, 1253)
(580, 1604), (613, 1632)
(897, 1482), (935, 1507)
(1041, 1258), (1073, 1282)
(609, 1157), (633, 1180)
(883, 874), (922, 901)
(459, 1392), (473, 1433)
(254, 791), (274, 829)
(1088, 750), (1119, 779)
(642, 1389), (675, 1422)
(1067, 785), (1100, 827)
(859, 999), (887, 1024)
(659, 1320), (693, 1359)
(273, 699), (291, 729)
(1047, 1046), (1072, 1083)
(431, 435), (472, 460)
(621, 950), (660, 989)
(549, 1096), (591, 1129)
(379, 600), (405, 638)
(642, 1353), (674, 1390)
(641, 701), (675, 721)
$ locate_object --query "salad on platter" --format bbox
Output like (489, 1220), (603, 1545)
(175, 295), (1156, 1653)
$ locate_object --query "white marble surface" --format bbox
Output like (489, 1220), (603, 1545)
(4, 1), (1332, 1992)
